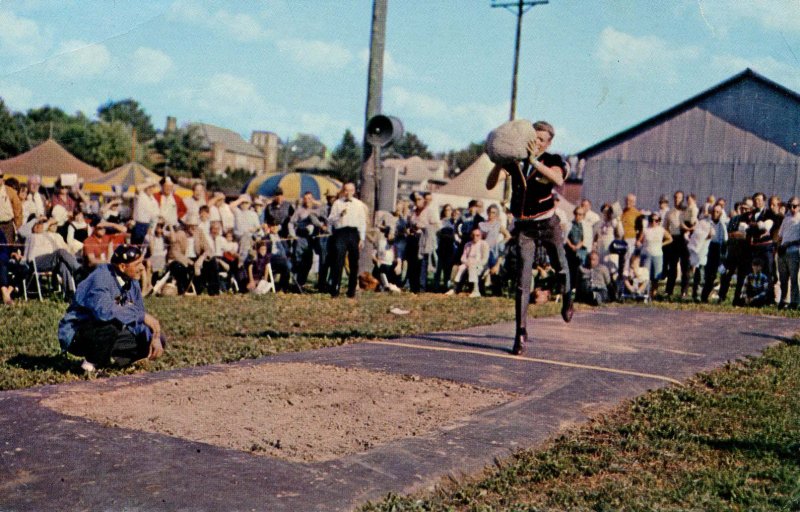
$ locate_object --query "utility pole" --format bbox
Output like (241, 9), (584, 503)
(360, 0), (387, 214)
(491, 0), (549, 121)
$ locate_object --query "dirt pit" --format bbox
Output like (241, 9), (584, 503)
(43, 363), (513, 462)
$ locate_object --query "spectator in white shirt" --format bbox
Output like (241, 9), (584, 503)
(21, 218), (80, 298)
(326, 182), (367, 298)
(182, 183), (207, 221)
(131, 178), (161, 245)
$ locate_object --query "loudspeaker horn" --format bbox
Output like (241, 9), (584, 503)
(365, 115), (404, 147)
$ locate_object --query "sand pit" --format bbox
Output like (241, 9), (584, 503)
(42, 363), (513, 462)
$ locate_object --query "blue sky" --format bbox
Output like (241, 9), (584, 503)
(1, 0), (799, 156)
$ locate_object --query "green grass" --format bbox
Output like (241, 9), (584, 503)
(361, 303), (800, 512)
(0, 292), (533, 390)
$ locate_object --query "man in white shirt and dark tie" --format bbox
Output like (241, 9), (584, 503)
(327, 182), (367, 298)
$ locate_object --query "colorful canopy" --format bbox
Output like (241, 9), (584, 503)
(0, 139), (103, 182)
(84, 162), (192, 198)
(244, 172), (342, 199)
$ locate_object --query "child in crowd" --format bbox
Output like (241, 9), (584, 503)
(624, 254), (650, 300)
(741, 258), (770, 307)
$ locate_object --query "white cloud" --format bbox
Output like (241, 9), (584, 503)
(177, 73), (269, 116)
(132, 47), (173, 84)
(385, 86), (509, 151)
(711, 54), (800, 90)
(0, 81), (34, 110)
(168, 0), (267, 42)
(0, 8), (50, 61)
(276, 38), (353, 70)
(47, 39), (111, 79)
(697, 0), (800, 35)
(595, 27), (701, 83)
(386, 87), (448, 118)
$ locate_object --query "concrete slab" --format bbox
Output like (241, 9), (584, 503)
(1, 307), (797, 511)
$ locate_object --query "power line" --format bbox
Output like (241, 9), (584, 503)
(491, 0), (549, 121)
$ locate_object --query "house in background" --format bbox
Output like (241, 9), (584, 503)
(578, 69), (800, 210)
(166, 117), (279, 175)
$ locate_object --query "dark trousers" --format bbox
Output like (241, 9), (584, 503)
(433, 242), (455, 291)
(700, 242), (723, 302)
(317, 236), (331, 291)
(269, 254), (292, 291)
(664, 235), (690, 296)
(166, 259), (219, 295)
(405, 236), (420, 292)
(293, 237), (314, 286)
(68, 320), (151, 367)
(515, 216), (569, 335)
(719, 254), (751, 304)
(329, 227), (359, 297)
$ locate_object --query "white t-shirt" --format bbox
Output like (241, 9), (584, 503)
(642, 226), (666, 257)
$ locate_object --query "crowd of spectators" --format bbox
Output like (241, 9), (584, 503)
(1, 167), (797, 311)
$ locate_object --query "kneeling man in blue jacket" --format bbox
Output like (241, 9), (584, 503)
(59, 244), (165, 373)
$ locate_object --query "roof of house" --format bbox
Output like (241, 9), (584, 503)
(190, 123), (265, 158)
(0, 139), (103, 180)
(577, 68), (800, 160)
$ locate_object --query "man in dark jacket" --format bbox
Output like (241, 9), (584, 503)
(486, 120), (572, 356)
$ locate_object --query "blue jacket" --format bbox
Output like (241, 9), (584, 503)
(58, 264), (150, 351)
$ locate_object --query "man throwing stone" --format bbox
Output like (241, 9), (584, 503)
(487, 120), (572, 356)
(58, 244), (165, 373)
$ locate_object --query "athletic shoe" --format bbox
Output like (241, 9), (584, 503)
(469, 290), (481, 298)
(444, 289), (455, 296)
(80, 359), (96, 374)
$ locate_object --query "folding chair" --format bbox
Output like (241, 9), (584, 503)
(260, 263), (276, 294)
(25, 258), (74, 301)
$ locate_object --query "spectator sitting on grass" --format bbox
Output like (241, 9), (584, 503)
(740, 258), (770, 308)
(578, 250), (613, 306)
(58, 244), (165, 374)
(246, 240), (272, 294)
(623, 253), (650, 299)
(446, 227), (489, 297)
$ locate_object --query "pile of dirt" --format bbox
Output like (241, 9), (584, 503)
(42, 363), (513, 462)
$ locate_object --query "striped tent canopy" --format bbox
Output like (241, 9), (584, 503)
(84, 162), (192, 198)
(244, 172), (342, 199)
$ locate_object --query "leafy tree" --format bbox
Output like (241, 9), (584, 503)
(329, 129), (362, 183)
(446, 141), (485, 177)
(0, 100), (26, 159)
(389, 131), (432, 159)
(152, 125), (209, 178)
(97, 99), (156, 142)
(278, 133), (327, 171)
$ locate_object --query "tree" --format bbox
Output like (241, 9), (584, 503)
(152, 125), (209, 178)
(330, 129), (362, 183)
(389, 131), (432, 159)
(278, 133), (326, 172)
(97, 99), (156, 142)
(446, 141), (485, 177)
(0, 100), (25, 159)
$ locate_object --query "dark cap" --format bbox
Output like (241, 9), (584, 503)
(111, 244), (143, 265)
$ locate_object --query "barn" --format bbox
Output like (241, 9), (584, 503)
(577, 69), (800, 210)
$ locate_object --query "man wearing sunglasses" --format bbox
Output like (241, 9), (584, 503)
(58, 244), (166, 373)
(777, 197), (800, 310)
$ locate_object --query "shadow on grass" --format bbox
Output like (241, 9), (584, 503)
(6, 353), (83, 375)
(698, 436), (800, 462)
